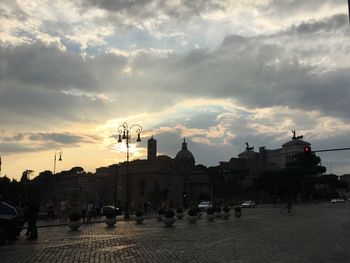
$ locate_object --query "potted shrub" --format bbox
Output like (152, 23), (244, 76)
(206, 207), (215, 221)
(157, 208), (165, 221)
(163, 210), (175, 227)
(175, 207), (184, 219)
(187, 208), (198, 223)
(197, 207), (203, 219)
(134, 210), (144, 224)
(68, 212), (82, 230)
(222, 206), (230, 219)
(214, 206), (222, 218)
(234, 206), (242, 218)
(105, 209), (117, 227)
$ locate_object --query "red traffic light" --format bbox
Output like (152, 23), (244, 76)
(304, 146), (311, 155)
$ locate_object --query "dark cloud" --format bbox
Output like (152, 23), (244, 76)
(28, 133), (87, 144)
(0, 142), (48, 154)
(0, 131), (101, 154)
(124, 14), (350, 120)
(79, 0), (224, 19)
(0, 42), (129, 127)
(260, 0), (345, 17)
(2, 14), (349, 128)
(280, 14), (348, 35)
(0, 43), (96, 90)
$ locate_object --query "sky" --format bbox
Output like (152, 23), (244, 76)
(0, 0), (349, 180)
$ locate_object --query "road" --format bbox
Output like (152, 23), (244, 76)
(1, 203), (349, 263)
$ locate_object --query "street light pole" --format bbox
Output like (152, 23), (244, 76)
(114, 164), (119, 208)
(117, 122), (142, 219)
(53, 148), (63, 174)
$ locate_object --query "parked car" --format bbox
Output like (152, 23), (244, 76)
(198, 201), (213, 211)
(241, 200), (256, 208)
(102, 205), (121, 216)
(0, 201), (24, 245)
(331, 199), (345, 203)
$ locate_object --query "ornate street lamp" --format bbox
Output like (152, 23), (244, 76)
(117, 122), (142, 219)
(53, 148), (63, 175)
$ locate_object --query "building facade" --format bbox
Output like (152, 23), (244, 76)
(95, 137), (212, 209)
(218, 132), (312, 187)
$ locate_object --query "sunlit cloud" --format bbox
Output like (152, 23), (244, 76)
(1, 0), (349, 178)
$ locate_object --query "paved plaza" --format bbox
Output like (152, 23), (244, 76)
(1, 203), (350, 263)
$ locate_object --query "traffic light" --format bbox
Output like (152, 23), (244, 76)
(304, 146), (311, 156)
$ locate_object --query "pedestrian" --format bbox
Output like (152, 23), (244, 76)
(20, 200), (29, 237)
(130, 199), (135, 216)
(143, 202), (148, 215)
(81, 202), (87, 222)
(95, 201), (101, 217)
(87, 201), (94, 223)
(59, 198), (70, 222)
(26, 196), (40, 240)
(46, 200), (55, 219)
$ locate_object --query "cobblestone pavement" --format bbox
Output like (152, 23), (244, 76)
(1, 203), (350, 263)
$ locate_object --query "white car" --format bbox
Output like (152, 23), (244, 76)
(241, 201), (256, 208)
(198, 201), (213, 211)
(331, 199), (345, 203)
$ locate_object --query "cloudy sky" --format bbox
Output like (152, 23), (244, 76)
(0, 0), (349, 179)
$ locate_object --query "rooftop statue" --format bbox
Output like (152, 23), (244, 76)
(291, 130), (303, 140)
(245, 142), (254, 151)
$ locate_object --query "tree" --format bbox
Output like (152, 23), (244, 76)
(257, 153), (327, 201)
(285, 153), (326, 175)
(69, 166), (84, 174)
(20, 170), (34, 183)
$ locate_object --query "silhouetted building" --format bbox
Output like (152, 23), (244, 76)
(261, 138), (311, 169)
(147, 136), (157, 160)
(218, 133), (312, 188)
(96, 137), (211, 208)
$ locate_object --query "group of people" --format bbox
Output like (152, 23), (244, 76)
(81, 201), (103, 222)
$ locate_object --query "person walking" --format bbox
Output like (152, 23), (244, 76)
(46, 200), (55, 219)
(81, 202), (87, 222)
(59, 198), (70, 223)
(26, 196), (40, 240)
(87, 201), (94, 223)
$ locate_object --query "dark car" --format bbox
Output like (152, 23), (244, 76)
(0, 201), (24, 245)
(102, 205), (121, 216)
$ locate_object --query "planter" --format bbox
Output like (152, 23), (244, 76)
(215, 212), (222, 218)
(206, 213), (215, 221)
(187, 215), (198, 223)
(68, 220), (82, 230)
(222, 212), (230, 219)
(105, 217), (117, 227)
(234, 211), (242, 218)
(197, 211), (203, 219)
(175, 212), (184, 219)
(163, 217), (175, 227)
(134, 216), (144, 224)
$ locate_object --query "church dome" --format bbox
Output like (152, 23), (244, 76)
(175, 139), (195, 168)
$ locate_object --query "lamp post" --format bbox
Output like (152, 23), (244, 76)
(53, 148), (63, 174)
(114, 164), (119, 211)
(117, 122), (142, 219)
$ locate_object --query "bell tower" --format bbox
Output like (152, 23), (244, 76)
(147, 136), (157, 160)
